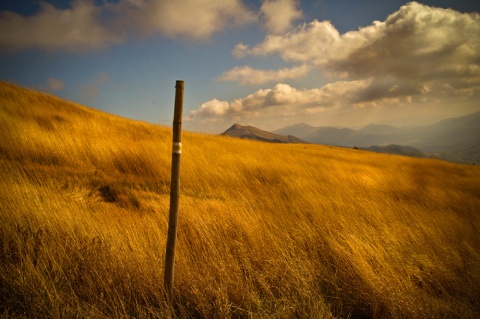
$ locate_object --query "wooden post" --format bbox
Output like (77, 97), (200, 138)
(164, 80), (184, 304)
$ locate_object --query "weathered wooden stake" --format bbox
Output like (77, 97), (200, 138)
(164, 80), (184, 304)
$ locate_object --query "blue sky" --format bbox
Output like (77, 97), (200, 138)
(1, 0), (479, 133)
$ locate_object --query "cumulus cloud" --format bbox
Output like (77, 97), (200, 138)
(218, 64), (310, 85)
(260, 0), (303, 34)
(238, 2), (480, 85)
(0, 0), (124, 52)
(189, 2), (480, 132)
(187, 81), (371, 129)
(112, 0), (256, 39)
(192, 81), (372, 119)
(329, 4), (480, 83)
(232, 20), (346, 62)
(0, 0), (256, 52)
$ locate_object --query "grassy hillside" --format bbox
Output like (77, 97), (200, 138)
(1, 81), (480, 318)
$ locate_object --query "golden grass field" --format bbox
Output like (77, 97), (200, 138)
(1, 81), (480, 318)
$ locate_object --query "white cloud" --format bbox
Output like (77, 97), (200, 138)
(260, 0), (303, 34)
(113, 0), (256, 39)
(330, 4), (480, 82)
(190, 99), (232, 116)
(189, 2), (480, 132)
(0, 0), (256, 52)
(238, 2), (480, 86)
(0, 0), (124, 52)
(218, 64), (310, 85)
(233, 20), (345, 62)
(187, 80), (371, 130)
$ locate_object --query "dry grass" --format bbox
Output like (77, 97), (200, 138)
(1, 81), (480, 318)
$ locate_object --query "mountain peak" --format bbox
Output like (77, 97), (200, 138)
(229, 123), (243, 130)
(221, 124), (307, 144)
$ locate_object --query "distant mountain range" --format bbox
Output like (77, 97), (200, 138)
(221, 112), (480, 164)
(221, 124), (307, 144)
(274, 112), (480, 150)
(273, 111), (480, 164)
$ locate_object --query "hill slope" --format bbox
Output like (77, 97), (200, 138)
(408, 111), (480, 152)
(221, 123), (307, 143)
(1, 82), (480, 318)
